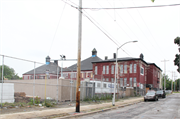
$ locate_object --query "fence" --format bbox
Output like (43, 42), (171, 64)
(0, 54), (146, 115)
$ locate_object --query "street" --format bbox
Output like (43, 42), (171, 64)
(74, 93), (180, 119)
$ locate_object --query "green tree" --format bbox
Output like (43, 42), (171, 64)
(162, 74), (172, 90)
(0, 65), (21, 80)
(174, 37), (180, 73)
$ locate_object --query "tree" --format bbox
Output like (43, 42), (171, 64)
(174, 37), (180, 73)
(162, 74), (172, 90)
(0, 65), (22, 80)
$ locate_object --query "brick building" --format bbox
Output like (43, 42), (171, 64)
(92, 53), (162, 90)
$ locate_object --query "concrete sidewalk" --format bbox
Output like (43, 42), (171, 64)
(0, 97), (143, 119)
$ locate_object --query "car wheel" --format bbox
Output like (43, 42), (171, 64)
(157, 98), (158, 101)
(144, 99), (146, 102)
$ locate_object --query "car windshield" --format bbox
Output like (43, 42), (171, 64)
(156, 91), (163, 94)
(146, 92), (155, 95)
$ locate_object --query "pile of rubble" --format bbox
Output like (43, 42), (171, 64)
(14, 92), (31, 103)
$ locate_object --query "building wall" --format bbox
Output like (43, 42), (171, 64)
(93, 60), (147, 88)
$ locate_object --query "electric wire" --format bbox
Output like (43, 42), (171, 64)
(82, 10), (131, 56)
(48, 0), (67, 55)
(61, 0), (131, 56)
(132, 0), (166, 59)
(83, 3), (180, 10)
(94, 0), (135, 56)
(105, 0), (156, 61)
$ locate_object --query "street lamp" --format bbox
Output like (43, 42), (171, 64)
(112, 40), (138, 106)
(60, 55), (66, 78)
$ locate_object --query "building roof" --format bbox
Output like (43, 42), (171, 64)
(92, 57), (162, 71)
(92, 57), (146, 63)
(63, 56), (102, 72)
(23, 62), (61, 75)
(147, 63), (162, 71)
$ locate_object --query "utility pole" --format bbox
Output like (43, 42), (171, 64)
(76, 0), (82, 113)
(161, 59), (169, 90)
(174, 73), (177, 91)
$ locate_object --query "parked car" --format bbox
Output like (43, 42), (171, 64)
(144, 91), (158, 101)
(156, 90), (166, 98)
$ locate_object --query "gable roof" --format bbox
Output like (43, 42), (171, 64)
(63, 56), (102, 72)
(23, 62), (61, 75)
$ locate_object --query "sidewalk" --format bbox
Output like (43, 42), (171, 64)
(0, 97), (143, 119)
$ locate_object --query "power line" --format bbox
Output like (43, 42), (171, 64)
(83, 3), (180, 10)
(132, 0), (166, 59)
(48, 1), (67, 55)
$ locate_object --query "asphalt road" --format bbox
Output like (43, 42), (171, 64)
(74, 93), (180, 119)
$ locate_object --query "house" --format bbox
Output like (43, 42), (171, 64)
(63, 48), (102, 80)
(92, 53), (162, 91)
(23, 56), (61, 80)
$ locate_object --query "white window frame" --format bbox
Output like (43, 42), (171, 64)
(95, 66), (98, 75)
(106, 66), (109, 74)
(134, 77), (136, 87)
(124, 65), (127, 73)
(103, 65), (105, 74)
(134, 64), (137, 73)
(140, 67), (144, 75)
(124, 78), (127, 87)
(130, 64), (132, 73)
(130, 77), (132, 87)
(111, 65), (114, 74)
(120, 78), (123, 87)
(120, 65), (123, 74)
(111, 78), (114, 83)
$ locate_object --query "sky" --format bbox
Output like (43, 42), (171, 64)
(0, 0), (180, 79)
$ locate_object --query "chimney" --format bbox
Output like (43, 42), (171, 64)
(105, 56), (108, 60)
(140, 53), (144, 60)
(46, 56), (51, 65)
(54, 60), (58, 65)
(113, 53), (116, 59)
(92, 48), (97, 57)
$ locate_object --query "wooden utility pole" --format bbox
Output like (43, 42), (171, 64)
(76, 0), (82, 113)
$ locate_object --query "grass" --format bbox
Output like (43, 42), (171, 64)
(173, 91), (180, 93)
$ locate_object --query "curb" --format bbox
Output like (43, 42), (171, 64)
(56, 100), (143, 119)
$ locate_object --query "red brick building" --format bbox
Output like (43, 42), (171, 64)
(92, 53), (162, 90)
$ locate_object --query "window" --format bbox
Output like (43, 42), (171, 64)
(103, 78), (105, 81)
(134, 78), (136, 87)
(130, 78), (132, 87)
(130, 64), (132, 73)
(103, 83), (107, 88)
(91, 72), (93, 78)
(111, 78), (114, 83)
(124, 65), (127, 73)
(97, 83), (101, 88)
(111, 65), (114, 74)
(95, 66), (98, 75)
(140, 67), (144, 75)
(124, 78), (127, 87)
(120, 78), (123, 87)
(120, 65), (123, 74)
(106, 66), (109, 74)
(134, 64), (137, 73)
(106, 78), (109, 82)
(103, 66), (105, 74)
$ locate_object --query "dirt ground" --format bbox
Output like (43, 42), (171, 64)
(0, 100), (109, 115)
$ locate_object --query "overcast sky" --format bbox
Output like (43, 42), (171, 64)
(0, 0), (180, 79)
